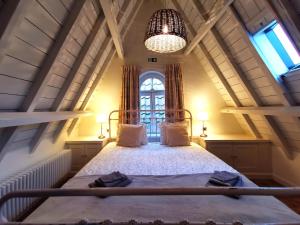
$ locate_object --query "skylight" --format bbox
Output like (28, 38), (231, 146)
(251, 21), (300, 79)
(273, 24), (300, 65)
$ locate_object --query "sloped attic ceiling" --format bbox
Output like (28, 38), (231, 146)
(0, 0), (300, 182)
(0, 0), (140, 166)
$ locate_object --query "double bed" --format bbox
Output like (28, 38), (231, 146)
(1, 110), (300, 225)
(23, 142), (300, 224)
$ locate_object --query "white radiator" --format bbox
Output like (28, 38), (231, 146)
(0, 150), (71, 221)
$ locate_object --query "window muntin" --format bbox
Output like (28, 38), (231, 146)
(140, 73), (165, 139)
(273, 24), (300, 65)
(252, 21), (300, 78)
(140, 77), (164, 91)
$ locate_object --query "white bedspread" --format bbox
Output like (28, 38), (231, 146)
(76, 142), (236, 176)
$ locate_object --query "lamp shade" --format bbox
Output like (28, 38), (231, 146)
(197, 112), (209, 121)
(96, 114), (106, 123)
(144, 9), (187, 53)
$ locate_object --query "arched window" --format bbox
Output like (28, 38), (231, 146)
(140, 72), (165, 139)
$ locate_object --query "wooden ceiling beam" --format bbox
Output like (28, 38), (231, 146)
(52, 0), (137, 142)
(222, 106), (300, 117)
(0, 111), (91, 128)
(191, 1), (293, 159)
(0, 127), (18, 161)
(52, 38), (113, 142)
(198, 44), (261, 138)
(0, 0), (86, 160)
(67, 0), (144, 136)
(262, 1), (300, 107)
(229, 5), (300, 158)
(20, 0), (85, 112)
(121, 0), (144, 37)
(173, 0), (260, 138)
(184, 0), (234, 55)
(0, 0), (31, 60)
(67, 49), (116, 136)
(29, 12), (106, 152)
(99, 0), (124, 60)
(0, 110), (91, 160)
(267, 0), (300, 51)
(0, 0), (22, 38)
(51, 16), (105, 112)
(230, 5), (300, 109)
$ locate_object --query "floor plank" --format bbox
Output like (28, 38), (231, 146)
(252, 179), (300, 214)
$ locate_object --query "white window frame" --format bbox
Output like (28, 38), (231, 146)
(139, 71), (165, 139)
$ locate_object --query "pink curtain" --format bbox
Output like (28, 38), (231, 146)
(119, 65), (140, 124)
(165, 64), (184, 121)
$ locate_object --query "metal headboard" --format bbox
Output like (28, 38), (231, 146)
(108, 109), (193, 141)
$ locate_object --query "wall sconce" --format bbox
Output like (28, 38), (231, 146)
(96, 114), (106, 139)
(198, 112), (209, 137)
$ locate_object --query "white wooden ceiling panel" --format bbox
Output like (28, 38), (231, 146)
(37, 0), (68, 25)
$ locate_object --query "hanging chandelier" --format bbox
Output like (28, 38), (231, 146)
(144, 9), (187, 53)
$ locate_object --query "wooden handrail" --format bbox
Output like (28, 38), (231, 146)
(1, 187), (300, 223)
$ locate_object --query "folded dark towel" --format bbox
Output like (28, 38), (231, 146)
(207, 171), (243, 199)
(209, 171), (242, 187)
(98, 171), (128, 183)
(89, 171), (132, 188)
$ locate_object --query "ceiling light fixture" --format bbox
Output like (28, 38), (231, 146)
(144, 9), (187, 53)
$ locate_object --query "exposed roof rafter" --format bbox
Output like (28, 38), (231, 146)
(67, 49), (116, 136)
(0, 111), (91, 128)
(222, 106), (300, 117)
(209, 13), (293, 159)
(29, 11), (106, 152)
(67, 0), (144, 137)
(53, 39), (114, 142)
(0, 0), (86, 160)
(0, 0), (31, 60)
(267, 0), (300, 51)
(184, 0), (234, 55)
(0, 111), (90, 161)
(197, 44), (261, 139)
(172, 0), (261, 138)
(99, 0), (124, 60)
(204, 0), (293, 159)
(20, 0), (86, 112)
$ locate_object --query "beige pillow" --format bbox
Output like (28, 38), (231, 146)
(165, 125), (190, 147)
(117, 124), (144, 147)
(160, 121), (188, 145)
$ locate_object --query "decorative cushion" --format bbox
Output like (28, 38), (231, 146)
(117, 124), (144, 147)
(165, 125), (190, 147)
(160, 121), (188, 145)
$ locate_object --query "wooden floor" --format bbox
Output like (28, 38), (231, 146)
(252, 179), (300, 214)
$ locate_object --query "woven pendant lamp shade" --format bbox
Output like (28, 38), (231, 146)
(144, 9), (187, 53)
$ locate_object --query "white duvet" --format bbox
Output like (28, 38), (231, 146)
(76, 142), (236, 176)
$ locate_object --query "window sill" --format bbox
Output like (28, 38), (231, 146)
(280, 67), (300, 80)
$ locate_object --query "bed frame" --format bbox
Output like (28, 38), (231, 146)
(1, 187), (300, 224)
(1, 109), (300, 225)
(108, 109), (193, 141)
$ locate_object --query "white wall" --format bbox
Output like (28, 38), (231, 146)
(0, 133), (67, 181)
(273, 148), (300, 186)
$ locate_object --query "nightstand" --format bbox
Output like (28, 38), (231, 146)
(65, 137), (109, 174)
(196, 135), (272, 178)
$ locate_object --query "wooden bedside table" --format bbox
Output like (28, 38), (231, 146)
(196, 135), (272, 178)
(65, 137), (109, 174)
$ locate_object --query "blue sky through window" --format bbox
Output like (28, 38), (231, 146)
(252, 21), (300, 78)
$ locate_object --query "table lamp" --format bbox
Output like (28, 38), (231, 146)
(96, 114), (106, 139)
(198, 112), (208, 137)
